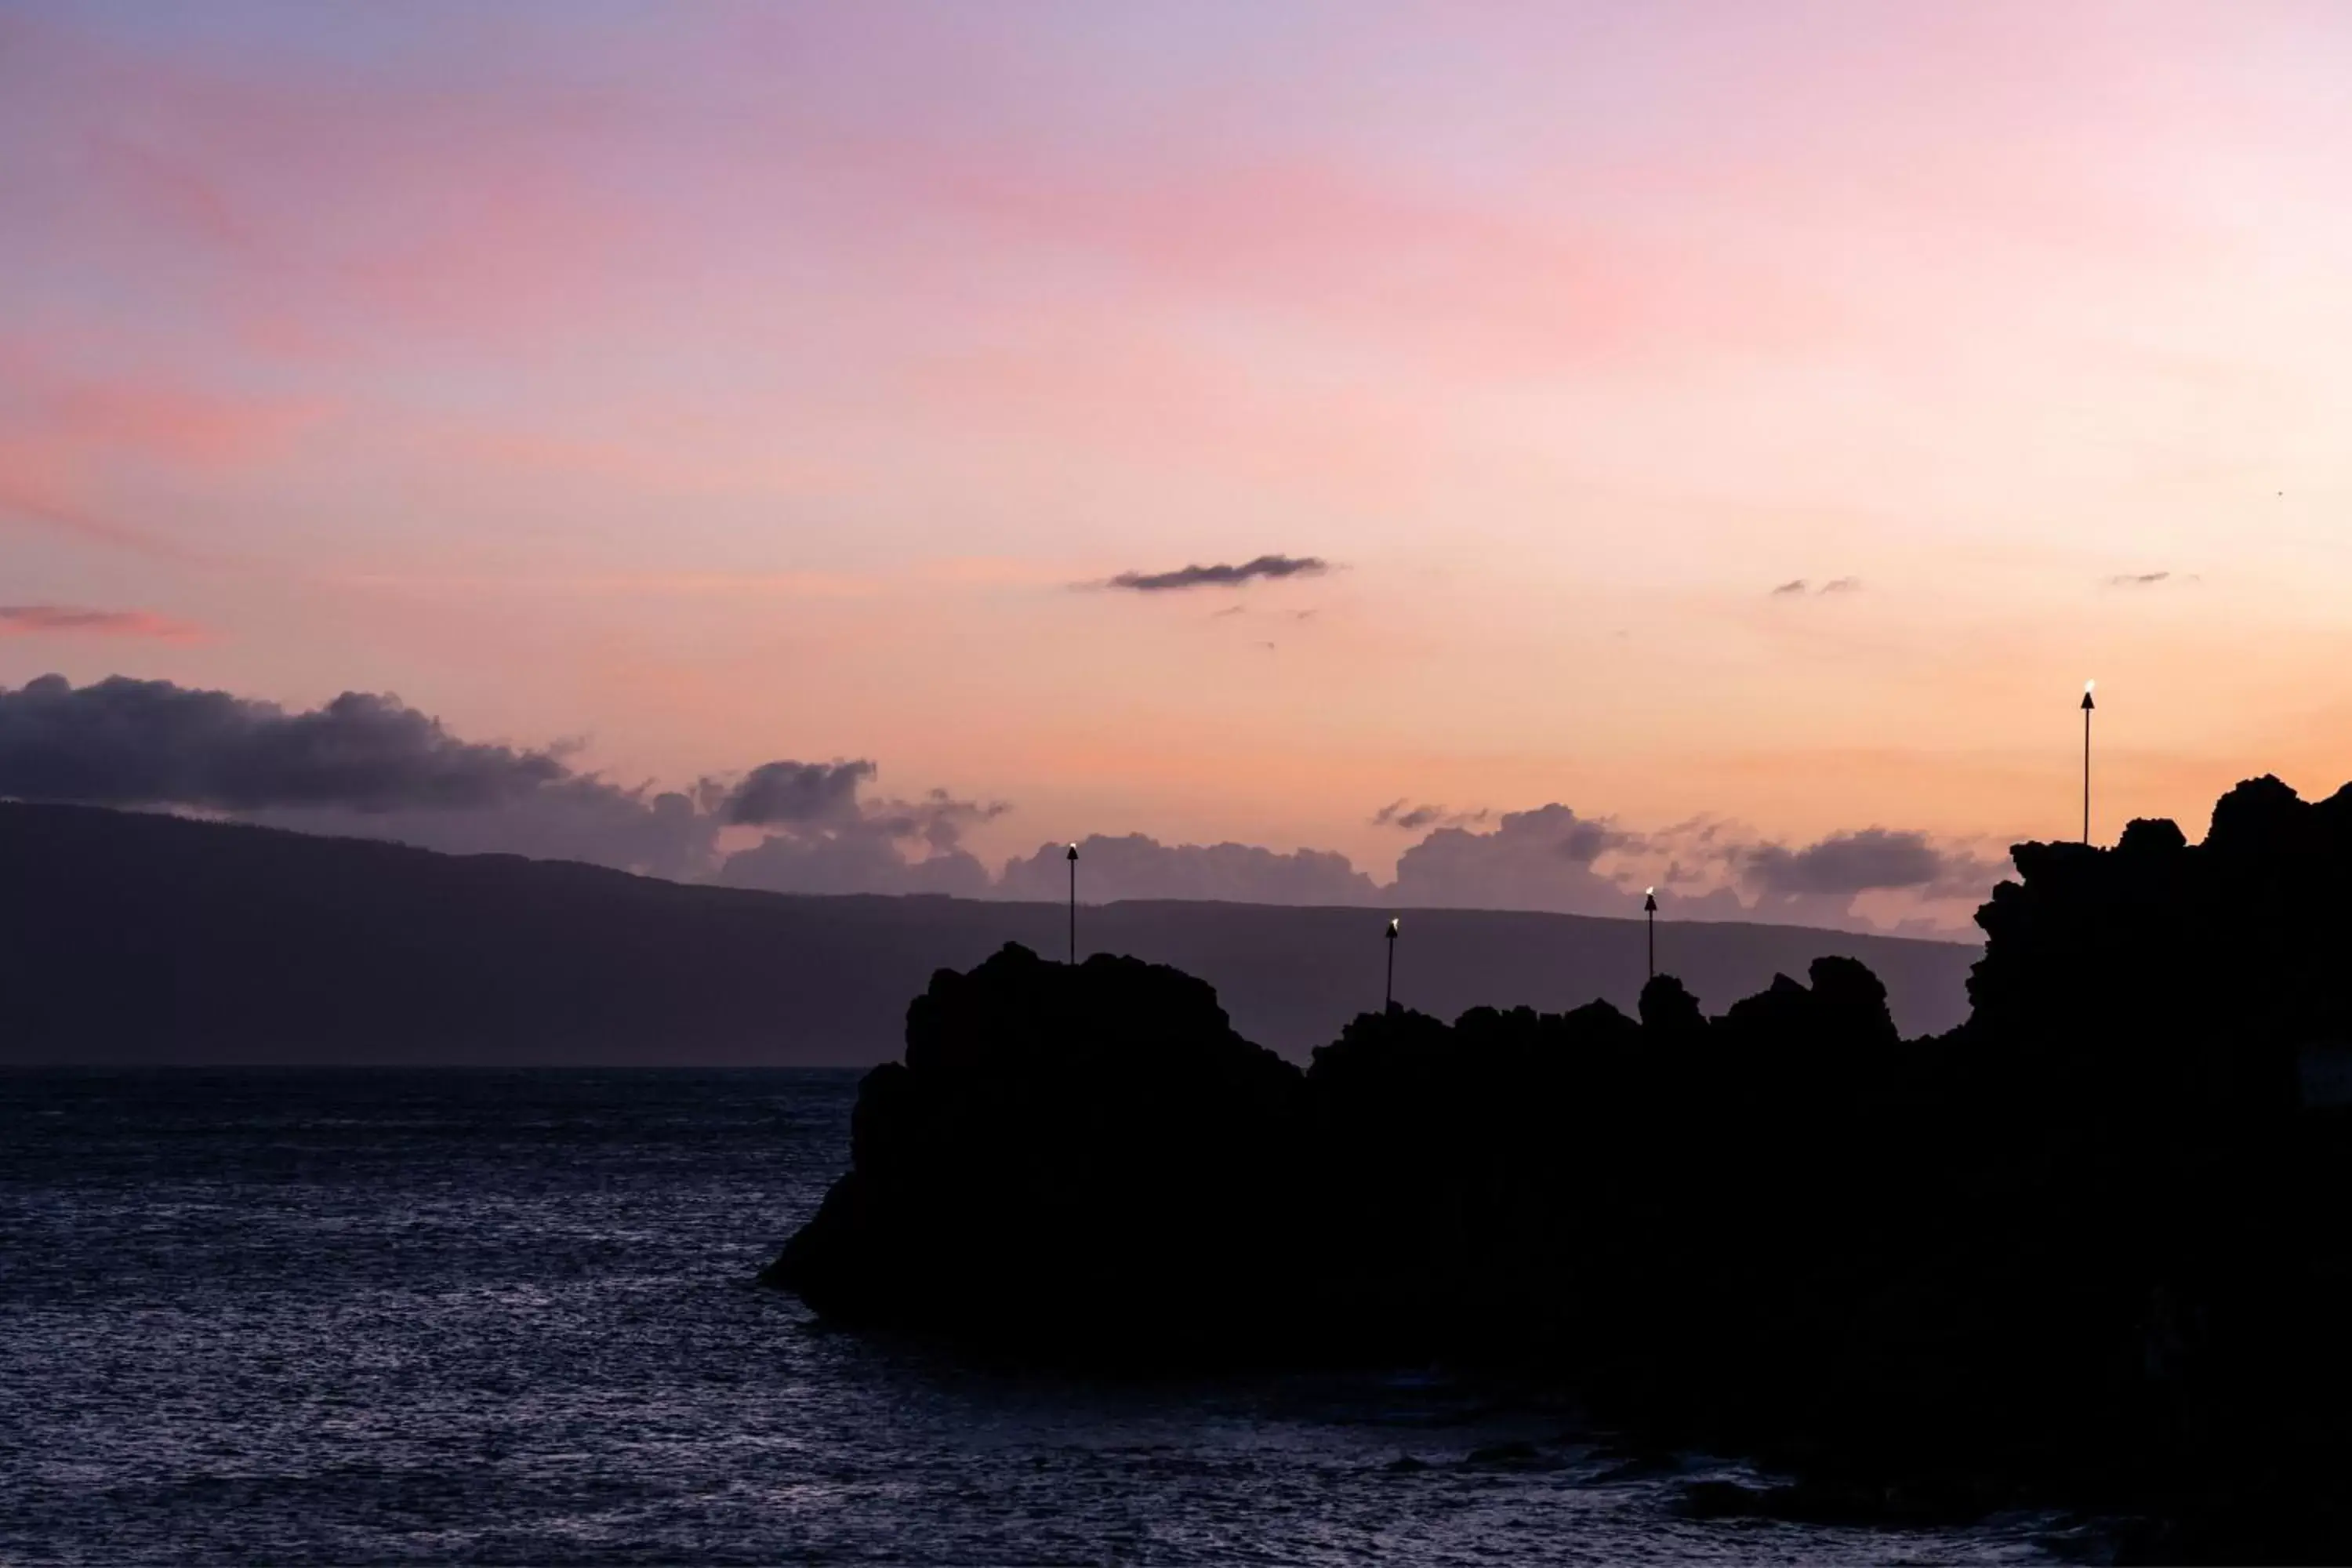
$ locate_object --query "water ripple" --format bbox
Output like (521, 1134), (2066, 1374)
(0, 1069), (2065, 1565)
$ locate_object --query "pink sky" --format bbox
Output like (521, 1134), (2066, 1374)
(5, 2), (2351, 926)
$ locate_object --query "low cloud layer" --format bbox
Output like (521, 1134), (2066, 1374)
(1770, 577), (1861, 597)
(995, 807), (2004, 933)
(2106, 571), (2171, 587)
(1001, 833), (1376, 904)
(0, 605), (205, 641)
(1391, 805), (1637, 916)
(0, 673), (2009, 934)
(1105, 554), (1328, 592)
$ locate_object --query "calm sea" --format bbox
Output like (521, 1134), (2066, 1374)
(0, 1069), (2074, 1565)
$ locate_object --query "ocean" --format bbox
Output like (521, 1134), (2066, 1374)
(0, 1069), (2073, 1565)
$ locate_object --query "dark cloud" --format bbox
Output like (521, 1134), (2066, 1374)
(1770, 579), (1809, 596)
(1371, 800), (1490, 832)
(0, 605), (205, 641)
(1737, 828), (1987, 897)
(1771, 578), (1860, 598)
(862, 789), (1011, 853)
(999, 833), (1377, 905)
(718, 778), (1007, 897)
(1105, 554), (1329, 592)
(2106, 571), (2171, 587)
(725, 760), (873, 826)
(1818, 576), (1862, 593)
(0, 673), (566, 811)
(0, 674), (999, 890)
(1391, 805), (1640, 915)
(1632, 818), (2013, 931)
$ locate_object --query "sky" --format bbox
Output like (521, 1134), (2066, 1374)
(5, 1), (2352, 933)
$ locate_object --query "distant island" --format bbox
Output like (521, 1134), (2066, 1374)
(0, 801), (1973, 1065)
(768, 774), (2352, 1563)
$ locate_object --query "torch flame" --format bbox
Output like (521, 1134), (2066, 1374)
(2085, 679), (2096, 694)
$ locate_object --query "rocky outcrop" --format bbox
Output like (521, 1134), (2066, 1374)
(764, 944), (1310, 1361)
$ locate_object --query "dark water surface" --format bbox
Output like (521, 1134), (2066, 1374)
(2, 1070), (2072, 1565)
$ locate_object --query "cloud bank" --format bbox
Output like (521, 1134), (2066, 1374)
(0, 674), (996, 892)
(1001, 833), (1376, 904)
(0, 674), (2006, 933)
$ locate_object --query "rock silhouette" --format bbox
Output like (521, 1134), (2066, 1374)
(770, 774), (2352, 1561)
(768, 946), (1309, 1361)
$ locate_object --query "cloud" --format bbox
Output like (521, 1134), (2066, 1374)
(0, 605), (206, 641)
(1737, 828), (1946, 895)
(725, 759), (873, 826)
(1732, 827), (2008, 904)
(999, 833), (1377, 905)
(720, 819), (992, 898)
(1616, 816), (2014, 931)
(0, 673), (996, 889)
(1391, 804), (1641, 915)
(718, 778), (1008, 897)
(1103, 554), (1329, 592)
(873, 789), (1011, 848)
(1770, 579), (1809, 596)
(2105, 571), (2171, 586)
(0, 673), (567, 811)
(1770, 578), (1860, 597)
(1818, 576), (1862, 593)
(1371, 799), (1490, 832)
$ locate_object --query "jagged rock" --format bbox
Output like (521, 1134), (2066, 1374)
(2118, 816), (2188, 856)
(1806, 955), (1899, 1047)
(1639, 972), (1705, 1037)
(765, 942), (1308, 1361)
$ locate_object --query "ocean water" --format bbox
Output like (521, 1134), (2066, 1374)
(0, 1069), (2074, 1566)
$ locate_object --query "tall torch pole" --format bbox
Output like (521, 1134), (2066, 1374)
(1385, 917), (1399, 1013)
(1065, 843), (1079, 964)
(2081, 681), (2096, 845)
(1644, 887), (1658, 980)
